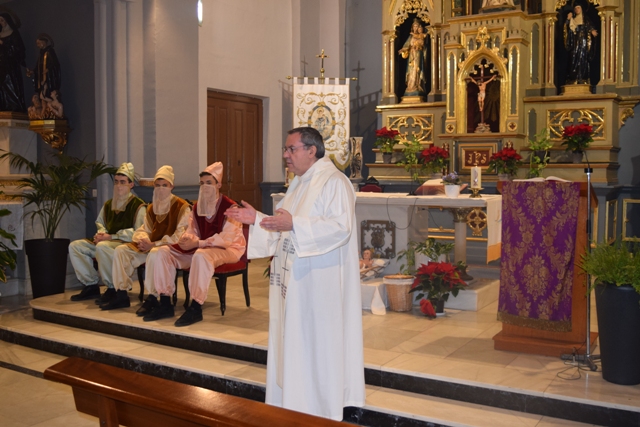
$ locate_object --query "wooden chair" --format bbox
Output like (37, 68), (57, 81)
(182, 224), (250, 315)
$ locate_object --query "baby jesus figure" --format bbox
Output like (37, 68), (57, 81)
(359, 248), (374, 270)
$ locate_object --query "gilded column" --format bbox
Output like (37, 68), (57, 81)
(382, 30), (398, 104)
(544, 16), (557, 94)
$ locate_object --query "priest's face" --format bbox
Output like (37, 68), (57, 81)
(283, 132), (317, 176)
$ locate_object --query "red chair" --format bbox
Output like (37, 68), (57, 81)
(182, 224), (250, 315)
(360, 183), (383, 192)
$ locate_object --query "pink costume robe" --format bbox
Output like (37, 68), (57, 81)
(153, 195), (245, 303)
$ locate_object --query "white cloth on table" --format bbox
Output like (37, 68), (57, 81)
(248, 157), (365, 421)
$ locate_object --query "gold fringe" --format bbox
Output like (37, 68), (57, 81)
(497, 311), (572, 332)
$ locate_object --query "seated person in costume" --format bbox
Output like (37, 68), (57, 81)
(69, 163), (146, 303)
(151, 162), (246, 325)
(101, 165), (191, 311)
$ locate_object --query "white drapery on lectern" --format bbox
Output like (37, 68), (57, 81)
(292, 77), (350, 171)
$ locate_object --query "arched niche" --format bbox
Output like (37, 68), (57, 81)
(531, 23), (540, 84)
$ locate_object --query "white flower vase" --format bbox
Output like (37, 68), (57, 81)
(444, 184), (461, 198)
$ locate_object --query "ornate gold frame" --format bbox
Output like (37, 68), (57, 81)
(622, 199), (640, 242)
(605, 199), (617, 245)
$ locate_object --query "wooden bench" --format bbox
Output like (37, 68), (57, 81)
(44, 357), (348, 427)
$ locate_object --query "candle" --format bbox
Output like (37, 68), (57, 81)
(471, 166), (482, 189)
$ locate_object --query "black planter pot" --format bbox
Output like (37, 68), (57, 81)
(429, 298), (445, 314)
(595, 283), (640, 385)
(25, 238), (71, 298)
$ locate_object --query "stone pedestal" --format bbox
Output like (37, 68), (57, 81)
(0, 119), (37, 175)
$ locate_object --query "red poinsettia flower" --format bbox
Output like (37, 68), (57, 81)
(420, 298), (437, 318)
(562, 123), (593, 152)
(411, 261), (467, 303)
(375, 127), (400, 139)
(487, 147), (522, 175)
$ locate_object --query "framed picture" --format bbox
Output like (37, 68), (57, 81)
(453, 140), (501, 175)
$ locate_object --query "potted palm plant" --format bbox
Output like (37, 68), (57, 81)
(580, 240), (640, 385)
(0, 151), (115, 298)
(0, 208), (17, 282)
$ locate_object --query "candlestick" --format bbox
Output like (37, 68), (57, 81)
(471, 166), (482, 189)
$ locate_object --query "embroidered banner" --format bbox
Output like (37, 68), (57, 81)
(292, 77), (350, 170)
(497, 181), (581, 332)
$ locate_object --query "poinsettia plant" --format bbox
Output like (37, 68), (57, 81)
(421, 145), (449, 174)
(561, 123), (593, 153)
(487, 147), (522, 176)
(374, 127), (400, 153)
(409, 261), (467, 303)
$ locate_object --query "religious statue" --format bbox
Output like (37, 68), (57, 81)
(27, 34), (61, 101)
(398, 18), (427, 98)
(482, 0), (515, 7)
(470, 73), (497, 112)
(0, 11), (26, 112)
(27, 94), (42, 119)
(564, 5), (598, 85)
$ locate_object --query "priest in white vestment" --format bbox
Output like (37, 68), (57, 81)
(225, 127), (365, 421)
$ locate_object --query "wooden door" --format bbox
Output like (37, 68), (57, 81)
(207, 91), (263, 210)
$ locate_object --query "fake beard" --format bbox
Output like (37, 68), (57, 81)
(152, 187), (172, 215)
(197, 184), (219, 218)
(112, 184), (131, 212)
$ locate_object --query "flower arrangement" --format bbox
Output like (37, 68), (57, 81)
(561, 123), (593, 153)
(487, 148), (522, 176)
(374, 126), (400, 153)
(421, 145), (449, 174)
(409, 261), (467, 317)
(442, 171), (461, 185)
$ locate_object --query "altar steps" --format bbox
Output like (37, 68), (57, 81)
(1, 287), (637, 427)
(0, 306), (603, 427)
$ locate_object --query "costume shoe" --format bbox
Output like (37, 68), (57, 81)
(70, 284), (100, 301)
(143, 304), (174, 322)
(135, 295), (158, 317)
(95, 287), (116, 305)
(175, 306), (203, 327)
(100, 290), (130, 310)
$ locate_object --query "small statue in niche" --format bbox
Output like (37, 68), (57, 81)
(564, 4), (598, 85)
(0, 11), (27, 112)
(398, 18), (427, 98)
(27, 34), (64, 119)
(469, 73), (497, 113)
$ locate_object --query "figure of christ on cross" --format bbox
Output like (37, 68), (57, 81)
(468, 67), (499, 132)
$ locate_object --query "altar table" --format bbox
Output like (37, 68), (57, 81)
(271, 192), (502, 275)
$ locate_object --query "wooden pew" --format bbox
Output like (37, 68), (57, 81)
(44, 357), (348, 427)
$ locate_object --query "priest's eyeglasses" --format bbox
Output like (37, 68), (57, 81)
(283, 145), (307, 154)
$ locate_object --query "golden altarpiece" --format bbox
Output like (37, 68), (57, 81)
(371, 0), (640, 186)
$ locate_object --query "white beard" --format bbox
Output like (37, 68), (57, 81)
(197, 184), (219, 218)
(112, 185), (132, 212)
(152, 187), (172, 215)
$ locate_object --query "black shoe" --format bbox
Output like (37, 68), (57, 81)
(100, 291), (130, 310)
(143, 304), (174, 322)
(175, 306), (203, 327)
(95, 287), (116, 305)
(70, 284), (100, 301)
(136, 295), (158, 317)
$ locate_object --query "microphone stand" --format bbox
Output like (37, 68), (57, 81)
(560, 152), (599, 371)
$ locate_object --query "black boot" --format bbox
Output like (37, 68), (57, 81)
(95, 287), (116, 305)
(70, 284), (100, 301)
(100, 290), (130, 310)
(175, 301), (203, 327)
(135, 294), (158, 317)
(143, 295), (174, 321)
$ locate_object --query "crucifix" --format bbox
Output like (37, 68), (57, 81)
(468, 62), (498, 133)
(316, 49), (329, 79)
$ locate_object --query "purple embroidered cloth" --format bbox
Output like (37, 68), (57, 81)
(497, 181), (581, 332)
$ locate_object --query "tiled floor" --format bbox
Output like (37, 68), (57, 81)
(1, 258), (638, 426)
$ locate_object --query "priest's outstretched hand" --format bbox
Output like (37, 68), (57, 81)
(225, 201), (257, 225)
(259, 208), (293, 232)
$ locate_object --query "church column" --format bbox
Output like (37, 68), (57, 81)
(381, 30), (397, 105)
(595, 7), (618, 94)
(542, 16), (556, 96)
(428, 26), (444, 102)
(94, 0), (112, 207)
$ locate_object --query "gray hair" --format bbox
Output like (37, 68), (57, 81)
(288, 127), (325, 159)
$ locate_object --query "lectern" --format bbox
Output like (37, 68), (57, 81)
(493, 181), (598, 357)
